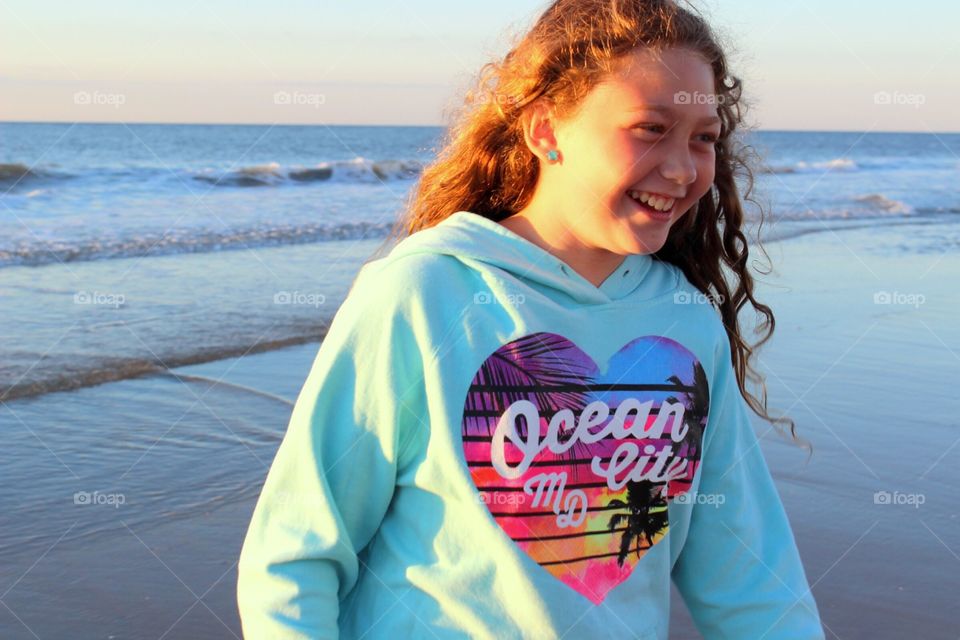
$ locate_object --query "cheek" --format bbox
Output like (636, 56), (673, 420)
(588, 134), (636, 171)
(601, 143), (647, 198)
(572, 141), (635, 198)
(694, 156), (716, 198)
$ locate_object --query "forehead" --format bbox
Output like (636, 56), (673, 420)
(588, 47), (719, 118)
(612, 47), (714, 89)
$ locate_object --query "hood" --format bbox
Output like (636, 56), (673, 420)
(386, 210), (672, 306)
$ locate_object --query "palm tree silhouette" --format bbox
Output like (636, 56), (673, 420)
(605, 480), (670, 567)
(464, 333), (599, 472)
(665, 361), (710, 461)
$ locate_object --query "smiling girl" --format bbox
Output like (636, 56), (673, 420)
(498, 46), (723, 283)
(238, 1), (826, 638)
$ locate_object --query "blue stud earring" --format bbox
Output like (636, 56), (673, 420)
(546, 149), (560, 163)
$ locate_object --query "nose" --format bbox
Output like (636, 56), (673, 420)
(658, 140), (698, 187)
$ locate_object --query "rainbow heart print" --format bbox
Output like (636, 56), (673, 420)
(461, 332), (710, 604)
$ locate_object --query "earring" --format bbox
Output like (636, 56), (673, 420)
(546, 149), (560, 163)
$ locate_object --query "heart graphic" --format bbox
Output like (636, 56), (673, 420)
(461, 332), (709, 604)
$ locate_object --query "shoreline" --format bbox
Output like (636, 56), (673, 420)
(0, 332), (326, 403)
(5, 211), (958, 405)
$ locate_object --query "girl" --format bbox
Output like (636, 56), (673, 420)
(238, 1), (826, 638)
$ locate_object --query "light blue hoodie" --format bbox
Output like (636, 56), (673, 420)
(237, 210), (825, 639)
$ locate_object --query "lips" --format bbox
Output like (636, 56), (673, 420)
(626, 189), (678, 214)
(627, 191), (675, 218)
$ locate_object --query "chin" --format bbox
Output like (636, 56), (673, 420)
(620, 233), (662, 256)
(638, 241), (664, 256)
(620, 221), (668, 252)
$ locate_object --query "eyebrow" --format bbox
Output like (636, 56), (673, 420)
(630, 104), (722, 125)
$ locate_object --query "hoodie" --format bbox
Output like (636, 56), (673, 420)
(237, 210), (825, 639)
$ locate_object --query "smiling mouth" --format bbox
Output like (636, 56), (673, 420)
(626, 191), (675, 218)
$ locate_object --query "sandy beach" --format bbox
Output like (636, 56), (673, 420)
(2, 215), (959, 639)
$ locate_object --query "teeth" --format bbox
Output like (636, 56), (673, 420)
(628, 190), (676, 212)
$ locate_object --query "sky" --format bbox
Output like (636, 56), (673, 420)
(1, 0), (957, 132)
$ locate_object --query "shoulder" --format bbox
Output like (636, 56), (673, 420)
(352, 251), (476, 303)
(362, 250), (468, 283)
(334, 251), (474, 341)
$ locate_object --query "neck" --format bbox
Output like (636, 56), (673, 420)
(499, 206), (625, 288)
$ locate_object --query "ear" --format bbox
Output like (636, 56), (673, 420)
(519, 98), (561, 164)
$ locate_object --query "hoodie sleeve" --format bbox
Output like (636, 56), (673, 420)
(671, 334), (825, 640)
(236, 266), (428, 639)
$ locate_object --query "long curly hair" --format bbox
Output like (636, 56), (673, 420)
(372, 0), (809, 452)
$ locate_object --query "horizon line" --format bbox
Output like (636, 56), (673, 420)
(1, 119), (958, 135)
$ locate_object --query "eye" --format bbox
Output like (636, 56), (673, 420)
(632, 124), (666, 135)
(697, 133), (720, 143)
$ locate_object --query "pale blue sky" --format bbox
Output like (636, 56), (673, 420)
(1, 0), (957, 131)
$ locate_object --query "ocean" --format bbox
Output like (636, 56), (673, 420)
(2, 124), (958, 404)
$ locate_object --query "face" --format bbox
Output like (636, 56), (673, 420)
(541, 47), (721, 256)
